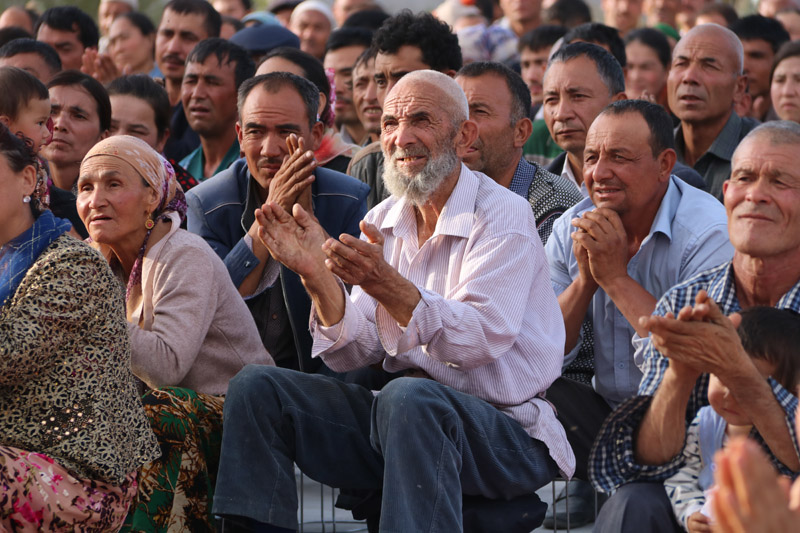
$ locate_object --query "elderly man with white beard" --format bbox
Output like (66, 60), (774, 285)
(212, 69), (574, 532)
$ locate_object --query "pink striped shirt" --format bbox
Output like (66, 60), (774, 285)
(311, 164), (575, 477)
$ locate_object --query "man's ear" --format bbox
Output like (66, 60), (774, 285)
(236, 121), (243, 144)
(309, 120), (325, 151)
(455, 119), (479, 159)
(612, 91), (628, 102)
(513, 117), (533, 149)
(658, 148), (677, 182)
(0, 115), (10, 127)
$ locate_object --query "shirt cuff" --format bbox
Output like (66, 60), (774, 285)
(374, 291), (428, 357)
(241, 234), (280, 300)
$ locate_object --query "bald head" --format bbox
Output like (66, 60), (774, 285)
(678, 23), (744, 75)
(0, 7), (34, 34)
(387, 69), (469, 126)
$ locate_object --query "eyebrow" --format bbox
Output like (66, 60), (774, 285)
(184, 74), (225, 83)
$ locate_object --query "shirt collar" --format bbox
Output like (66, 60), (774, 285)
(675, 112), (742, 163)
(561, 156), (587, 196)
(645, 176), (682, 242)
(380, 163), (479, 240)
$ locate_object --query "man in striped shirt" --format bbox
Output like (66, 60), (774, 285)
(213, 69), (574, 532)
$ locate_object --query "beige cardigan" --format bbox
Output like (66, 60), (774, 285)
(129, 214), (274, 395)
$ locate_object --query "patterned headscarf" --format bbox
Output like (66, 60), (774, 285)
(81, 135), (187, 301)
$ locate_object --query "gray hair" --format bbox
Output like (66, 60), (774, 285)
(389, 70), (469, 126)
(737, 120), (800, 150)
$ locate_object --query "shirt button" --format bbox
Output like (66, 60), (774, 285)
(244, 261), (251, 267)
(618, 363), (625, 369)
(272, 314), (278, 320)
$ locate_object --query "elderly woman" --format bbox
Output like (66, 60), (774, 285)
(771, 41), (800, 124)
(76, 135), (273, 532)
(0, 124), (160, 530)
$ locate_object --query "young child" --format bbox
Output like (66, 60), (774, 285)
(0, 66), (52, 204)
(664, 307), (800, 533)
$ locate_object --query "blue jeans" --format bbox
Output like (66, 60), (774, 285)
(213, 366), (558, 532)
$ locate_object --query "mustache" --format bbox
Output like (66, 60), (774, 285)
(161, 53), (185, 64)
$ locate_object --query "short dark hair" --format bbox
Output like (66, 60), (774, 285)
(47, 70), (111, 133)
(222, 15), (245, 34)
(519, 25), (568, 54)
(354, 46), (378, 70)
(543, 0), (592, 29)
(564, 22), (626, 68)
(457, 61), (531, 124)
(342, 9), (390, 31)
(598, 100), (675, 158)
(35, 6), (99, 49)
(373, 10), (462, 73)
(625, 28), (671, 69)
(772, 40), (800, 85)
(697, 2), (739, 27)
(738, 307), (800, 392)
(163, 0), (222, 39)
(238, 72), (320, 129)
(107, 74), (171, 139)
(0, 27), (32, 48)
(0, 38), (62, 73)
(0, 66), (49, 120)
(732, 15), (790, 54)
(549, 42), (625, 95)
(186, 38), (255, 89)
(116, 12), (156, 39)
(261, 46), (332, 126)
(326, 27), (373, 55)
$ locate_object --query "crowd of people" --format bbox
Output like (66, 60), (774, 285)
(0, 0), (799, 532)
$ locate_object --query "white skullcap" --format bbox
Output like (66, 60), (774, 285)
(100, 0), (140, 9)
(290, 0), (336, 28)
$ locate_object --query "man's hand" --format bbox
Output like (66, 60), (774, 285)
(571, 207), (629, 287)
(81, 49), (122, 85)
(255, 202), (328, 279)
(323, 221), (397, 293)
(267, 134), (316, 214)
(571, 229), (599, 290)
(687, 511), (711, 533)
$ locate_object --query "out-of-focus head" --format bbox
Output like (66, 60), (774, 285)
(156, 0), (222, 85)
(269, 0), (303, 27)
(499, 0), (544, 29)
(35, 6), (99, 71)
(543, 0), (591, 28)
(602, 0), (645, 37)
(212, 0), (252, 20)
(735, 307), (800, 393)
(333, 0), (378, 27)
(518, 24), (567, 105)
(0, 38), (61, 84)
(108, 74), (172, 153)
(98, 0), (137, 37)
(0, 67), (51, 154)
(564, 22), (627, 68)
(0, 122), (40, 241)
(108, 12), (157, 75)
(667, 23), (745, 127)
(380, 69), (475, 206)
(236, 72), (324, 194)
(695, 2), (739, 27)
(759, 0), (799, 19)
(0, 6), (36, 34)
(643, 0), (680, 27)
(542, 42), (626, 156)
(624, 28), (670, 100)
(341, 8), (390, 31)
(456, 61), (532, 179)
(352, 47), (381, 134)
(324, 27), (372, 128)
(731, 15), (790, 100)
(776, 8), (800, 41)
(771, 41), (800, 124)
(289, 0), (335, 60)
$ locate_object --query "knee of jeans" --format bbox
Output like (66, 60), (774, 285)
(226, 364), (283, 405)
(375, 377), (447, 421)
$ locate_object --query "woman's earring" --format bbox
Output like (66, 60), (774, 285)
(23, 195), (31, 204)
(145, 219), (155, 230)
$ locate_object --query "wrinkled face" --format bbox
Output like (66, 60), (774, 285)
(4, 98), (51, 154)
(212, 0), (249, 20)
(374, 46), (430, 107)
(777, 11), (800, 42)
(181, 55), (240, 138)
(520, 46), (551, 105)
(583, 112), (668, 217)
(499, 0), (543, 24)
(36, 24), (86, 71)
(237, 85), (319, 195)
(77, 157), (158, 249)
(724, 136), (800, 260)
(109, 94), (164, 152)
(543, 56), (614, 155)
(667, 29), (743, 126)
(352, 58), (381, 134)
(0, 53), (58, 85)
(156, 9), (209, 84)
(603, 0), (645, 35)
(771, 56), (800, 123)
(324, 44), (367, 127)
(380, 82), (461, 205)
(742, 38), (774, 99)
(99, 1), (132, 36)
(43, 85), (105, 175)
(108, 16), (154, 74)
(457, 73), (518, 179)
(290, 9), (331, 60)
(625, 40), (669, 99)
(708, 359), (776, 428)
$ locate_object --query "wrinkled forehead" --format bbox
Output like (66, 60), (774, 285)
(674, 27), (742, 73)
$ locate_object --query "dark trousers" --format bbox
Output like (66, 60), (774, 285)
(593, 482), (682, 533)
(545, 377), (612, 480)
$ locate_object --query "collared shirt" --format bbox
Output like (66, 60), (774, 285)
(311, 164), (575, 477)
(674, 112), (759, 201)
(560, 155), (587, 197)
(590, 261), (800, 491)
(545, 176), (733, 406)
(180, 139), (241, 183)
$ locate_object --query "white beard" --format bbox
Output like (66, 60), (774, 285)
(382, 143), (460, 206)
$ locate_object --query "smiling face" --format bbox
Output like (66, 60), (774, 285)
(352, 57), (381, 134)
(771, 56), (800, 123)
(724, 135), (800, 261)
(181, 55), (240, 138)
(583, 111), (671, 221)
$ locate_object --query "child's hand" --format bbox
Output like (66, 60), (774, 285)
(687, 511), (711, 533)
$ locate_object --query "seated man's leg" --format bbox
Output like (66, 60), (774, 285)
(372, 377), (559, 532)
(593, 482), (682, 533)
(213, 365), (384, 530)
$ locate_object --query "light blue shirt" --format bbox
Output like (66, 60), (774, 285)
(545, 176), (734, 406)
